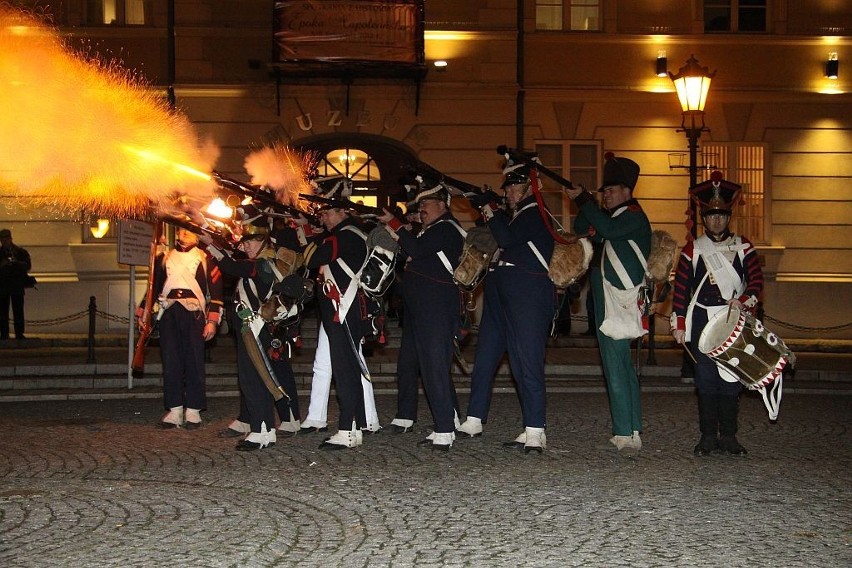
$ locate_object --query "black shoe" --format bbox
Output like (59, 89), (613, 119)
(718, 435), (748, 456)
(299, 426), (328, 434)
(432, 443), (451, 452)
(361, 427), (382, 436)
(502, 440), (524, 451)
(693, 435), (718, 456)
(157, 421), (180, 430)
(388, 424), (415, 434)
(184, 421), (202, 431)
(416, 437), (434, 448)
(236, 439), (274, 451)
(524, 446), (544, 455)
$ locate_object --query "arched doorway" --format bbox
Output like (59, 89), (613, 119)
(294, 133), (421, 209)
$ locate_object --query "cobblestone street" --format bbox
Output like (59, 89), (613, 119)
(1, 391), (849, 567)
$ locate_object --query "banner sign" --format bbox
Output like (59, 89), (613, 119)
(274, 1), (423, 65)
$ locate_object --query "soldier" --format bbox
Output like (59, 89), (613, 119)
(378, 177), (465, 450)
(303, 202), (372, 449)
(137, 227), (223, 429)
(203, 221), (301, 450)
(456, 156), (557, 453)
(566, 153), (652, 457)
(297, 176), (382, 436)
(218, 208), (308, 440)
(671, 172), (764, 456)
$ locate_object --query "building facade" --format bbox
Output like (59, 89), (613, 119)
(3, 0), (850, 339)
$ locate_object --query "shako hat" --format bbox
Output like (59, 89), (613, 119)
(690, 171), (742, 216)
(598, 152), (640, 192)
(500, 152), (539, 188)
(414, 172), (450, 206)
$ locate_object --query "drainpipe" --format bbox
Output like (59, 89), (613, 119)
(167, 0), (175, 110)
(516, 0), (525, 150)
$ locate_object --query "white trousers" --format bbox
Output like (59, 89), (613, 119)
(301, 323), (380, 430)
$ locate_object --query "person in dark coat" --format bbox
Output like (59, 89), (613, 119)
(378, 178), (465, 450)
(303, 203), (372, 450)
(0, 228), (32, 341)
(456, 156), (557, 453)
(203, 222), (301, 450)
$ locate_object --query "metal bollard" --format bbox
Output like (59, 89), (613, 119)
(646, 314), (657, 366)
(87, 296), (96, 364)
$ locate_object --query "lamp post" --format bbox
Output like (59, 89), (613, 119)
(666, 55), (715, 374)
(669, 55), (716, 238)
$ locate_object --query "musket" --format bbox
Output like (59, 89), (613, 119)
(131, 221), (164, 378)
(298, 193), (387, 217)
(496, 145), (577, 190)
(211, 171), (319, 225)
(160, 214), (238, 251)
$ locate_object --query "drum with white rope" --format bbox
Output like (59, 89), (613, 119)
(698, 306), (796, 420)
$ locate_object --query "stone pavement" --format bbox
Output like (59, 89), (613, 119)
(0, 392), (849, 567)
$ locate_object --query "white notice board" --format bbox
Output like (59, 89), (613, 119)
(117, 220), (154, 266)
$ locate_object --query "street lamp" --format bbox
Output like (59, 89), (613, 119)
(669, 55), (716, 238)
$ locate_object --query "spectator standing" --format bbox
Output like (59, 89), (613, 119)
(0, 228), (33, 341)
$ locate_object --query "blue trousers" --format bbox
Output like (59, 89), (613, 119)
(159, 304), (206, 410)
(466, 267), (555, 428)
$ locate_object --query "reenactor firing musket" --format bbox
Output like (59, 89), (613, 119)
(496, 145), (578, 190)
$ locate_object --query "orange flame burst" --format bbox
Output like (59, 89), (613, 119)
(0, 6), (218, 220)
(243, 143), (316, 207)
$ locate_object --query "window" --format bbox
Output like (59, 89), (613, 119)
(704, 0), (767, 33)
(536, 0), (600, 31)
(534, 141), (602, 232)
(313, 147), (381, 209)
(86, 0), (150, 25)
(701, 143), (767, 243)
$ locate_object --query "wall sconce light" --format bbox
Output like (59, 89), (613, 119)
(89, 218), (110, 239)
(434, 60), (448, 72)
(656, 50), (668, 77)
(825, 52), (839, 79)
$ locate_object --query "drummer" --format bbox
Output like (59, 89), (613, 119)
(670, 171), (764, 456)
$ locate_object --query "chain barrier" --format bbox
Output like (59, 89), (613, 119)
(650, 310), (850, 334)
(95, 310), (130, 325)
(761, 314), (851, 334)
(25, 309), (129, 327)
(25, 310), (88, 327)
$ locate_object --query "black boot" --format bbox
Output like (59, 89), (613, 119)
(694, 393), (719, 456)
(718, 395), (748, 456)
